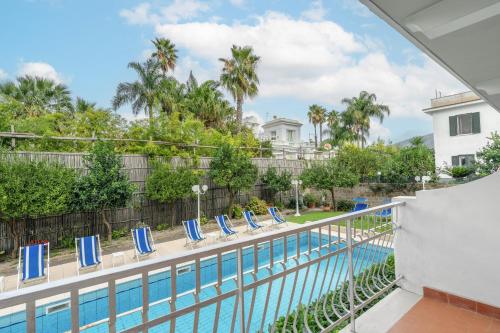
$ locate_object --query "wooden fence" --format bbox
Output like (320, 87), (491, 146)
(0, 152), (312, 252)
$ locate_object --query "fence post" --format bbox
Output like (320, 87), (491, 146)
(237, 247), (246, 333)
(10, 125), (15, 149)
(346, 219), (356, 332)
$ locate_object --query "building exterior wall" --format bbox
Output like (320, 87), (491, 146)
(262, 122), (302, 147)
(394, 172), (500, 307)
(428, 100), (500, 170)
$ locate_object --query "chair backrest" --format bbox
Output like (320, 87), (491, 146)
(215, 215), (234, 235)
(268, 207), (285, 223)
(353, 202), (369, 211)
(22, 244), (46, 281)
(132, 227), (154, 254)
(184, 219), (204, 241)
(243, 210), (260, 229)
(78, 235), (100, 268)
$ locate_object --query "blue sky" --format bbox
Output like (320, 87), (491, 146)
(0, 0), (466, 142)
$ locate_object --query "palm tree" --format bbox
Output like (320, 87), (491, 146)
(157, 77), (186, 116)
(341, 91), (390, 148)
(75, 97), (97, 113)
(151, 38), (178, 76)
(316, 105), (327, 145)
(307, 104), (321, 148)
(112, 59), (162, 128)
(219, 45), (260, 128)
(0, 76), (73, 116)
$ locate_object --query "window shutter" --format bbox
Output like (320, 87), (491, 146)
(449, 116), (457, 136)
(472, 112), (481, 134)
(451, 156), (459, 166)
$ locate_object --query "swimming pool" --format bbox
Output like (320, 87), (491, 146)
(0, 232), (391, 333)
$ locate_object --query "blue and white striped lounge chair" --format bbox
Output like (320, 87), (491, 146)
(268, 207), (287, 226)
(375, 198), (392, 218)
(182, 219), (206, 248)
(352, 197), (369, 212)
(132, 227), (156, 261)
(75, 235), (102, 274)
(243, 210), (264, 232)
(17, 243), (50, 289)
(215, 215), (238, 239)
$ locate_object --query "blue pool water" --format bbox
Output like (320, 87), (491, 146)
(0, 232), (391, 333)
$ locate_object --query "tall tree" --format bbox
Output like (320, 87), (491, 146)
(112, 59), (162, 128)
(341, 91), (390, 148)
(219, 45), (260, 127)
(0, 76), (73, 116)
(317, 105), (327, 144)
(70, 141), (135, 241)
(151, 38), (178, 76)
(307, 104), (323, 148)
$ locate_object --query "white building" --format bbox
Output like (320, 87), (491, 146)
(242, 115), (261, 138)
(424, 91), (500, 170)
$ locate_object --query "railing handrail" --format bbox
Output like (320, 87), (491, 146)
(0, 201), (403, 308)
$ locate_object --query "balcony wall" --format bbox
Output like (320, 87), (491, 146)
(394, 172), (500, 307)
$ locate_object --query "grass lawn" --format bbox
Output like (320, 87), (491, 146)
(287, 210), (393, 232)
(287, 210), (346, 224)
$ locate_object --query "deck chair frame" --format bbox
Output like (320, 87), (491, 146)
(244, 210), (264, 232)
(17, 242), (50, 290)
(182, 219), (207, 249)
(75, 235), (103, 275)
(131, 226), (157, 262)
(215, 214), (238, 240)
(268, 207), (288, 227)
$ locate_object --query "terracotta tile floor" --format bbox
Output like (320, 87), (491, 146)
(389, 297), (500, 333)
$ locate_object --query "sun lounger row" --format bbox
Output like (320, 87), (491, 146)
(16, 207), (287, 289)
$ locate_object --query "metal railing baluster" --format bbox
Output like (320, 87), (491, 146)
(26, 300), (35, 333)
(108, 280), (117, 333)
(71, 289), (79, 333)
(170, 264), (177, 333)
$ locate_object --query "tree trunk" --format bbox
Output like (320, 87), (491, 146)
(101, 210), (112, 242)
(319, 123), (323, 146)
(227, 189), (236, 217)
(7, 219), (20, 258)
(314, 125), (318, 148)
(330, 189), (336, 211)
(236, 95), (243, 130)
(148, 105), (154, 129)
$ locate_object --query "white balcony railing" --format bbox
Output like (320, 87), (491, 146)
(0, 202), (403, 333)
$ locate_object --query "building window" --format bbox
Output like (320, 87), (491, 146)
(449, 112), (480, 136)
(287, 130), (295, 142)
(451, 154), (475, 167)
(270, 131), (277, 141)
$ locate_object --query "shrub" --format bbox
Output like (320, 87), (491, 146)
(245, 196), (268, 215)
(231, 204), (243, 219)
(58, 236), (75, 249)
(336, 199), (354, 212)
(156, 223), (169, 231)
(112, 227), (128, 240)
(287, 198), (304, 210)
(303, 193), (318, 207)
(448, 166), (475, 179)
(476, 132), (500, 176)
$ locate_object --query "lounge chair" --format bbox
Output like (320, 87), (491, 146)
(17, 243), (50, 289)
(375, 198), (392, 218)
(268, 207), (288, 226)
(243, 210), (264, 232)
(215, 215), (238, 239)
(182, 219), (206, 249)
(75, 235), (103, 274)
(352, 197), (369, 212)
(131, 227), (156, 261)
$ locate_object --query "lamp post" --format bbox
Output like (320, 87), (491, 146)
(415, 175), (431, 190)
(192, 184), (208, 222)
(291, 179), (303, 216)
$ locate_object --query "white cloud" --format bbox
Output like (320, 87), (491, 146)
(367, 121), (391, 143)
(154, 11), (465, 119)
(120, 1), (209, 25)
(0, 68), (7, 80)
(18, 62), (65, 84)
(229, 0), (245, 8)
(301, 0), (327, 21)
(341, 0), (372, 17)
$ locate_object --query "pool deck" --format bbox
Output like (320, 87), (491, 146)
(0, 218), (303, 294)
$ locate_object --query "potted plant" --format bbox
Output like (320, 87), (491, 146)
(303, 193), (317, 208)
(320, 192), (331, 211)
